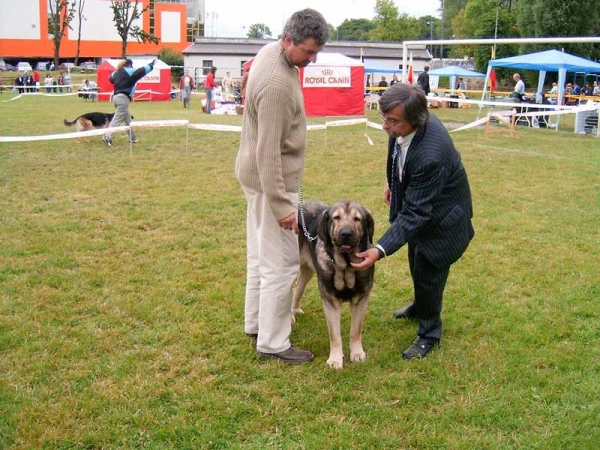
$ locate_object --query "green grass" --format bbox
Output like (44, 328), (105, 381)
(1, 95), (599, 449)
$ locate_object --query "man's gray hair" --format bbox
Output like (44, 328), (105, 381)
(379, 83), (429, 128)
(283, 8), (329, 46)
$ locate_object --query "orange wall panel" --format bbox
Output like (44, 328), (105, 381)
(0, 0), (187, 60)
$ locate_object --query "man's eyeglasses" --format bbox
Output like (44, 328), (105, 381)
(379, 112), (407, 127)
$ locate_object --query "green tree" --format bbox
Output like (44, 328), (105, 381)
(48, 0), (76, 68)
(517, 0), (600, 60)
(158, 47), (183, 78)
(336, 18), (374, 41)
(246, 23), (272, 39)
(370, 0), (420, 42)
(452, 0), (518, 70)
(110, 0), (159, 58)
(74, 0), (86, 66)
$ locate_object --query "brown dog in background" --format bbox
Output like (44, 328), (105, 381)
(293, 200), (375, 369)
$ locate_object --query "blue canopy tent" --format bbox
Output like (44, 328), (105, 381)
(362, 59), (401, 93)
(480, 49), (600, 128)
(363, 59), (401, 74)
(428, 66), (485, 91)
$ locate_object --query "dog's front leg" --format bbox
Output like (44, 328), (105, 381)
(348, 296), (370, 363)
(322, 297), (343, 369)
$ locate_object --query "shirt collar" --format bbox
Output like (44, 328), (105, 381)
(396, 129), (417, 147)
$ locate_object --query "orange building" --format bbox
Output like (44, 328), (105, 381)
(0, 0), (193, 61)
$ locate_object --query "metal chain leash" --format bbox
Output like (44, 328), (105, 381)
(298, 184), (318, 242)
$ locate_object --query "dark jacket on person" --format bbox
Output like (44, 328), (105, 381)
(109, 61), (155, 99)
(378, 114), (474, 268)
(416, 71), (430, 95)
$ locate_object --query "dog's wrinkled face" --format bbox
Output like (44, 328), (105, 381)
(318, 201), (374, 254)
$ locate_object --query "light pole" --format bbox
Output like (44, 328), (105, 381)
(426, 21), (434, 58)
(440, 0), (445, 59)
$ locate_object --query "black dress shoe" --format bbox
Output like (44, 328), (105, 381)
(402, 337), (439, 359)
(393, 302), (416, 319)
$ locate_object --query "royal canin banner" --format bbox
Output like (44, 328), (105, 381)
(302, 66), (352, 88)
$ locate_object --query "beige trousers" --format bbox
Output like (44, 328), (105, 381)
(242, 186), (299, 354)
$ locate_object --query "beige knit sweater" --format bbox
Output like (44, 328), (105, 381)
(235, 41), (307, 221)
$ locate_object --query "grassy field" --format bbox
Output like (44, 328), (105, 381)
(1, 94), (599, 449)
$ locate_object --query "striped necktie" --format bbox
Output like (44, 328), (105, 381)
(389, 140), (403, 223)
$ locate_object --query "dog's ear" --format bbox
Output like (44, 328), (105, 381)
(360, 208), (375, 249)
(317, 210), (332, 244)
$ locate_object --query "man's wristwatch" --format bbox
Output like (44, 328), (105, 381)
(376, 244), (386, 260)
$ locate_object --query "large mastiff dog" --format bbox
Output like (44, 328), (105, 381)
(293, 200), (375, 369)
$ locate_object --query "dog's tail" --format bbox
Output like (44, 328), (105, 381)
(64, 118), (77, 127)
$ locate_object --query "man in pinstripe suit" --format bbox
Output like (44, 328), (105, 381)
(352, 83), (474, 359)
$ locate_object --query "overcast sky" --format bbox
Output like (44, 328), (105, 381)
(204, 0), (441, 38)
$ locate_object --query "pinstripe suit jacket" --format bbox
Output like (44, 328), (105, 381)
(378, 114), (474, 268)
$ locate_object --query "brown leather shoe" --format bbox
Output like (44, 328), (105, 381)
(258, 347), (315, 364)
(393, 302), (417, 319)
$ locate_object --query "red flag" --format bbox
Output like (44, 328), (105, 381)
(489, 68), (497, 92)
(407, 52), (414, 84)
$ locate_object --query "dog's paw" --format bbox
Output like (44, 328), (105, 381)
(326, 357), (344, 370)
(350, 350), (367, 363)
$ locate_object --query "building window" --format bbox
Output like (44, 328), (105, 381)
(186, 21), (204, 42)
(202, 60), (213, 75)
(149, 0), (155, 35)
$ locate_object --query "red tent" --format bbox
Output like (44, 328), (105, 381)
(243, 53), (365, 117)
(96, 59), (172, 102)
(299, 53), (365, 117)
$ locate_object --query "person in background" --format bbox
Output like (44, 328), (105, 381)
(44, 73), (54, 93)
(58, 73), (64, 93)
(416, 65), (430, 95)
(63, 71), (72, 93)
(235, 8), (329, 364)
(24, 72), (35, 93)
(179, 69), (195, 108)
(513, 73), (525, 95)
(582, 82), (593, 96)
(548, 82), (558, 105)
(378, 75), (389, 90)
(366, 74), (372, 94)
(593, 81), (600, 97)
(222, 71), (233, 101)
(33, 70), (40, 92)
(351, 83), (474, 360)
(456, 77), (467, 91)
(390, 73), (399, 86)
(102, 58), (155, 147)
(15, 72), (25, 94)
(204, 66), (218, 114)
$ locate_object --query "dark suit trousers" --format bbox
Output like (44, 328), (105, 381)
(408, 243), (450, 342)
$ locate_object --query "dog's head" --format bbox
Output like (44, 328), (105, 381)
(317, 201), (374, 254)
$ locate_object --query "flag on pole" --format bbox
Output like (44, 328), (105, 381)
(407, 52), (414, 85)
(489, 68), (497, 92)
(360, 47), (364, 63)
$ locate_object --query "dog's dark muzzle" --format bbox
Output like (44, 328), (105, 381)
(337, 227), (358, 253)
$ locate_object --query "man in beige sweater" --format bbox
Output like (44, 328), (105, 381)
(235, 9), (328, 364)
